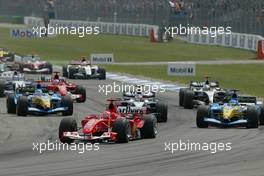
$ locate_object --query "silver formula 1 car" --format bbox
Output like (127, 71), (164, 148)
(62, 59), (106, 80)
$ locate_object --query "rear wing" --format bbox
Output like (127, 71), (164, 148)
(190, 81), (219, 88)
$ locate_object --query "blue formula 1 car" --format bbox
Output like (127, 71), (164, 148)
(196, 90), (264, 128)
(6, 85), (73, 116)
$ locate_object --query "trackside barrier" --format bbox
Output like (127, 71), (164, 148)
(24, 16), (159, 38)
(257, 40), (264, 59)
(187, 32), (264, 60)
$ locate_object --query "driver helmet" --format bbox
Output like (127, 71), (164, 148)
(36, 83), (42, 89)
(203, 84), (210, 91)
(35, 88), (43, 95)
(229, 99), (238, 106)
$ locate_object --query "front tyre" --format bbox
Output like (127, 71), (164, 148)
(196, 105), (209, 128)
(156, 101), (168, 122)
(98, 68), (106, 80)
(16, 96), (28, 116)
(141, 114), (157, 138)
(183, 90), (194, 109)
(7, 93), (16, 114)
(112, 118), (129, 143)
(61, 95), (73, 116)
(59, 117), (77, 144)
(246, 106), (258, 128)
(75, 86), (86, 103)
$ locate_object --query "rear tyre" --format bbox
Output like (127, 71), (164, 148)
(61, 96), (73, 116)
(62, 66), (68, 77)
(7, 94), (16, 114)
(47, 63), (53, 74)
(112, 118), (129, 143)
(259, 105), (264, 125)
(156, 101), (168, 122)
(183, 90), (194, 109)
(59, 117), (77, 144)
(196, 105), (209, 128)
(0, 81), (5, 97)
(141, 114), (157, 138)
(179, 88), (187, 106)
(246, 106), (259, 128)
(98, 68), (106, 80)
(16, 96), (28, 116)
(75, 86), (86, 103)
(68, 67), (75, 79)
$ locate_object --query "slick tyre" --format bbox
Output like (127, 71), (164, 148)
(62, 66), (68, 77)
(59, 117), (77, 144)
(246, 106), (259, 128)
(183, 90), (194, 109)
(0, 80), (5, 97)
(156, 101), (168, 122)
(141, 114), (157, 138)
(61, 95), (73, 116)
(196, 105), (209, 128)
(75, 86), (86, 103)
(16, 96), (28, 116)
(98, 68), (106, 80)
(7, 93), (16, 114)
(112, 118), (129, 143)
(68, 67), (76, 79)
(47, 63), (53, 74)
(179, 88), (187, 106)
(259, 105), (264, 125)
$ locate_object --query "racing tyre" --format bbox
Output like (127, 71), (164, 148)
(196, 105), (209, 128)
(141, 114), (157, 138)
(246, 106), (259, 128)
(16, 96), (28, 116)
(7, 94), (16, 114)
(183, 90), (194, 109)
(47, 63), (53, 74)
(98, 68), (106, 80)
(68, 67), (75, 79)
(112, 118), (129, 143)
(259, 105), (264, 125)
(62, 66), (68, 77)
(59, 117), (77, 144)
(0, 81), (5, 97)
(61, 95), (73, 116)
(179, 88), (187, 106)
(156, 101), (168, 122)
(75, 86), (86, 103)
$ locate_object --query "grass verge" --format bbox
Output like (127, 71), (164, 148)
(0, 27), (256, 62)
(104, 64), (264, 98)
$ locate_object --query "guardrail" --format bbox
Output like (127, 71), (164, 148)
(187, 32), (264, 52)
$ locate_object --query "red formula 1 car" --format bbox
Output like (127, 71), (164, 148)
(42, 72), (86, 103)
(59, 99), (157, 144)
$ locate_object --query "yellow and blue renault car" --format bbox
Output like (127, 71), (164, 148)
(196, 90), (264, 128)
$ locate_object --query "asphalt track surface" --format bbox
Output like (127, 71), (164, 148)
(0, 75), (264, 176)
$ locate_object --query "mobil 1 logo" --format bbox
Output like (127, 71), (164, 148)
(168, 62), (196, 76)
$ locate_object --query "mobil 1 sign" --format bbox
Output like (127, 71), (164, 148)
(168, 62), (196, 76)
(90, 54), (114, 64)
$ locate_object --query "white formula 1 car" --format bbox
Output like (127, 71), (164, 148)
(62, 59), (106, 80)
